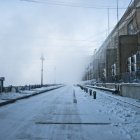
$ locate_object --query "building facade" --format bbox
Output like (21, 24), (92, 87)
(83, 0), (140, 83)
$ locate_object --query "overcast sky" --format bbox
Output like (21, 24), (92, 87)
(0, 0), (131, 86)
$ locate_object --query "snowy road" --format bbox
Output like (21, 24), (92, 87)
(0, 86), (140, 140)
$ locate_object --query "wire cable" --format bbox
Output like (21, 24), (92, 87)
(20, 0), (127, 10)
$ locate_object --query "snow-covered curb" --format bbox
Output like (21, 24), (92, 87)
(0, 85), (64, 107)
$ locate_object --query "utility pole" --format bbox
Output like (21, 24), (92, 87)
(40, 55), (45, 86)
(107, 8), (110, 35)
(117, 0), (119, 32)
(116, 0), (120, 81)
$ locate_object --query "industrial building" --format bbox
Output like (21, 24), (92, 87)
(83, 0), (140, 83)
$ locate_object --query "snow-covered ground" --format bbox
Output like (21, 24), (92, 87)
(85, 85), (140, 108)
(75, 87), (140, 140)
(0, 86), (139, 140)
(0, 85), (62, 105)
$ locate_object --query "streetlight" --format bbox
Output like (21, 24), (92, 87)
(40, 55), (45, 86)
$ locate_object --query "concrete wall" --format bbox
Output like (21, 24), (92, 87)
(95, 83), (117, 89)
(95, 83), (140, 99)
(105, 83), (116, 89)
(120, 84), (140, 99)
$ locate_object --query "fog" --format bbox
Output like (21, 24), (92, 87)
(0, 0), (130, 86)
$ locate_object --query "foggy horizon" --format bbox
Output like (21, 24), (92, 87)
(0, 0), (131, 86)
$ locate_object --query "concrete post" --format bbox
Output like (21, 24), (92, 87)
(90, 89), (92, 96)
(93, 91), (96, 99)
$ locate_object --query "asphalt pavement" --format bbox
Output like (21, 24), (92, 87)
(0, 86), (140, 140)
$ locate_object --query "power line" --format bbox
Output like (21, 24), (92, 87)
(49, 26), (115, 44)
(43, 38), (104, 43)
(21, 0), (127, 10)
